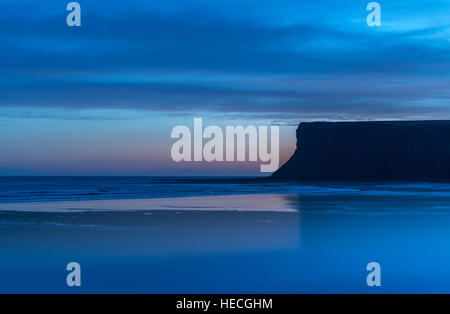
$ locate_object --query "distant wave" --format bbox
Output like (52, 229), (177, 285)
(1, 177), (450, 203)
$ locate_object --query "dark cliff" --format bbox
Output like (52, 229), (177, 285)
(271, 121), (450, 182)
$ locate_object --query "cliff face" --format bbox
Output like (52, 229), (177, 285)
(272, 121), (450, 182)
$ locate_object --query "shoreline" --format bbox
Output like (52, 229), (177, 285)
(0, 193), (296, 213)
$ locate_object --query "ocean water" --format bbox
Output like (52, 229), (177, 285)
(0, 176), (286, 203)
(1, 177), (450, 293)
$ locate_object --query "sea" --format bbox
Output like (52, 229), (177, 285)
(1, 176), (450, 293)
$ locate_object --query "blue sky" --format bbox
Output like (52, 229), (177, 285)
(0, 0), (449, 175)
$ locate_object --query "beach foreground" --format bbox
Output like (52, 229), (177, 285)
(2, 185), (450, 293)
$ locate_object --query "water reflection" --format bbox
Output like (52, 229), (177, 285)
(2, 189), (450, 293)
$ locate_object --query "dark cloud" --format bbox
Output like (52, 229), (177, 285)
(0, 0), (449, 120)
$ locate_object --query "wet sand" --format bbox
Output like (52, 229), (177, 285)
(0, 194), (296, 213)
(3, 185), (450, 293)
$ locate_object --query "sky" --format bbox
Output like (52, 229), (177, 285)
(0, 0), (449, 176)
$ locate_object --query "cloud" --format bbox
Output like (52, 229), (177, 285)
(0, 0), (448, 121)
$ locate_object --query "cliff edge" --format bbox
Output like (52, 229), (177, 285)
(271, 121), (450, 182)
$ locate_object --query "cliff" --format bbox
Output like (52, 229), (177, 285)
(271, 121), (450, 182)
